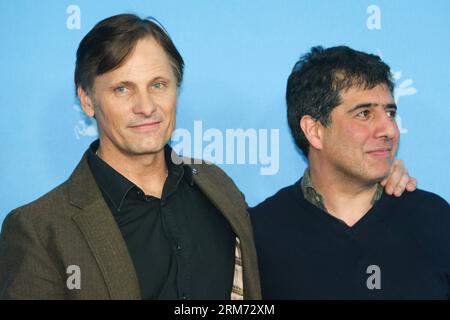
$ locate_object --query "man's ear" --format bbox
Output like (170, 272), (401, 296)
(300, 115), (324, 151)
(77, 86), (95, 118)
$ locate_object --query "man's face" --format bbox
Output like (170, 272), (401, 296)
(319, 84), (399, 184)
(82, 37), (178, 156)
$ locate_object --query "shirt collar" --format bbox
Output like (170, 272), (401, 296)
(300, 168), (328, 212)
(87, 140), (193, 211)
(299, 167), (383, 213)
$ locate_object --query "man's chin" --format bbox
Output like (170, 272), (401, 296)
(366, 170), (391, 185)
(124, 141), (166, 156)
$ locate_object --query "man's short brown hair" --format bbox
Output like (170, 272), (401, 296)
(75, 14), (184, 96)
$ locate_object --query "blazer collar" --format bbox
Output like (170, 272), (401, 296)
(67, 152), (141, 300)
(180, 157), (252, 244)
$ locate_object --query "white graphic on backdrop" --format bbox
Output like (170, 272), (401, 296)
(66, 5), (81, 30)
(392, 70), (417, 134)
(73, 104), (98, 139)
(366, 5), (381, 30)
(392, 71), (417, 104)
(376, 50), (417, 134)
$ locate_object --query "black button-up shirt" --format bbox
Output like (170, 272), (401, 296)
(87, 140), (235, 299)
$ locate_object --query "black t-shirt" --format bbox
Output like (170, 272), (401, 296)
(87, 140), (235, 299)
(250, 179), (450, 299)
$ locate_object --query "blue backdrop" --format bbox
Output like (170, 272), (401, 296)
(1, 0), (449, 224)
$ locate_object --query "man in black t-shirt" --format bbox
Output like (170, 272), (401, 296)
(250, 46), (450, 299)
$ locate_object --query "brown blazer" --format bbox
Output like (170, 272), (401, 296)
(0, 151), (261, 300)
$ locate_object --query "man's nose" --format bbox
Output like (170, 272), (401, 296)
(132, 91), (157, 116)
(374, 109), (398, 139)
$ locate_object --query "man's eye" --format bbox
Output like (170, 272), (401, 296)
(114, 86), (128, 94)
(152, 82), (166, 89)
(356, 110), (371, 118)
(386, 110), (397, 118)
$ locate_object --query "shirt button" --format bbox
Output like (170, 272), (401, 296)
(176, 244), (182, 251)
(181, 295), (187, 300)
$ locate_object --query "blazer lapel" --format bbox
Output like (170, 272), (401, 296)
(68, 153), (141, 300)
(186, 162), (253, 244)
(180, 156), (261, 299)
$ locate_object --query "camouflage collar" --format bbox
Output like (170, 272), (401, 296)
(300, 168), (383, 213)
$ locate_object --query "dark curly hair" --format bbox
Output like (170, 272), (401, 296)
(286, 46), (394, 157)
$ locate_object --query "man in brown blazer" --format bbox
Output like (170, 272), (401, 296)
(0, 14), (414, 300)
(0, 14), (260, 300)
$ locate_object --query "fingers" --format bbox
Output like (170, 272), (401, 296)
(392, 172), (411, 197)
(382, 159), (417, 197)
(383, 159), (404, 195)
(406, 177), (417, 192)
